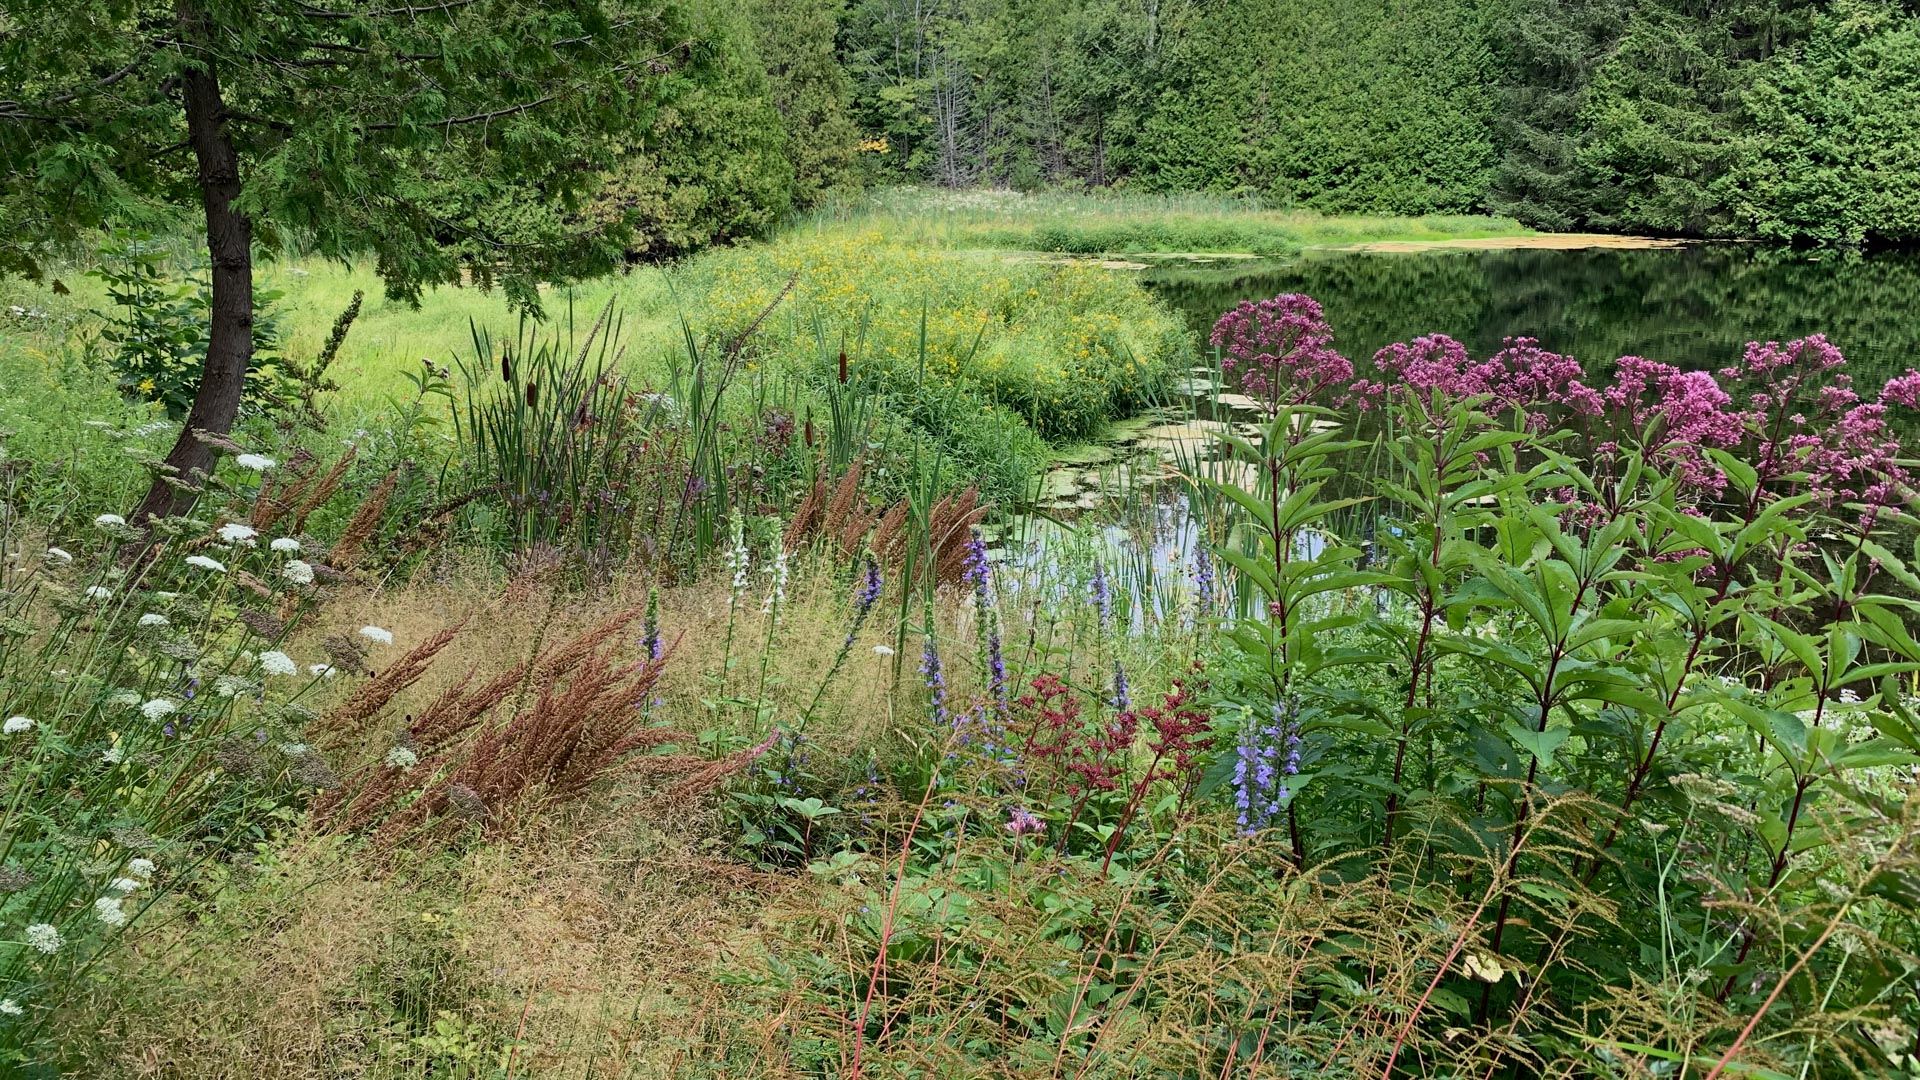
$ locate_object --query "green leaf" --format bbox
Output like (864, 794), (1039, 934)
(1503, 721), (1570, 769)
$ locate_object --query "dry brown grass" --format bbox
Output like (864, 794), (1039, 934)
(782, 466), (988, 590)
(289, 548), (935, 852)
(89, 807), (796, 1080)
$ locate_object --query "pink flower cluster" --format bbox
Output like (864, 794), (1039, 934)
(1350, 333), (1597, 430)
(1592, 356), (1745, 496)
(1209, 294), (1353, 407)
(1215, 293), (1920, 523)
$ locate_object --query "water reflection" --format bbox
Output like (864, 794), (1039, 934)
(1145, 244), (1920, 383)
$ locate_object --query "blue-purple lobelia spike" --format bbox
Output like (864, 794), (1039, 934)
(1192, 546), (1215, 615)
(1111, 659), (1131, 713)
(1091, 562), (1112, 627)
(857, 556), (884, 613)
(1233, 700), (1302, 835)
(844, 556), (884, 648)
(921, 632), (950, 729)
(642, 587), (663, 661)
(965, 533), (1007, 706)
(963, 532), (990, 592)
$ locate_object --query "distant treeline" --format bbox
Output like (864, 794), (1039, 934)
(715, 0), (1920, 244)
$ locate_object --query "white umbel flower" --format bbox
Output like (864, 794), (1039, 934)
(108, 876), (142, 895)
(184, 554), (227, 573)
(359, 625), (394, 646)
(44, 546), (73, 563)
(24, 923), (61, 954)
(384, 746), (419, 769)
(258, 650), (297, 676)
(270, 537), (301, 553)
(308, 663), (336, 678)
(873, 645), (895, 657)
(0, 999), (21, 1016)
(140, 698), (176, 721)
(217, 522), (258, 546)
(283, 560), (315, 585)
(101, 745), (126, 765)
(84, 585), (112, 602)
(127, 858), (155, 879)
(3, 716), (33, 735)
(93, 896), (127, 927)
(232, 453), (275, 472)
(94, 513), (127, 529)
(137, 613), (170, 628)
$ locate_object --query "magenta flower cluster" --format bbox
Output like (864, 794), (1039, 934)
(1352, 334), (1596, 431)
(1220, 292), (1920, 519)
(1209, 294), (1353, 407)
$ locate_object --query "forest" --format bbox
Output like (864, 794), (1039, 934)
(790, 0), (1920, 243)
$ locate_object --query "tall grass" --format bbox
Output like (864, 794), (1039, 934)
(809, 187), (1535, 256)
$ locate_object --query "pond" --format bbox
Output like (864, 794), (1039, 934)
(1009, 243), (1920, 599)
(1144, 243), (1920, 384)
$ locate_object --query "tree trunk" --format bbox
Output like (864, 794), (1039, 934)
(132, 37), (252, 523)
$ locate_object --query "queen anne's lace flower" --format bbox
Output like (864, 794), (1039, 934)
(140, 698), (176, 721)
(94, 513), (127, 528)
(24, 923), (61, 954)
(258, 650), (297, 676)
(137, 613), (170, 628)
(101, 745), (126, 765)
(0, 999), (22, 1016)
(359, 625), (393, 645)
(217, 523), (258, 546)
(84, 585), (112, 601)
(308, 663), (336, 678)
(3, 716), (33, 735)
(270, 537), (301, 553)
(233, 453), (275, 472)
(45, 546), (73, 563)
(283, 560), (315, 586)
(127, 858), (155, 879)
(184, 554), (227, 573)
(384, 746), (419, 769)
(94, 896), (128, 927)
(108, 876), (142, 895)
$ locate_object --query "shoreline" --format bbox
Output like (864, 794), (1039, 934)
(1334, 233), (1691, 253)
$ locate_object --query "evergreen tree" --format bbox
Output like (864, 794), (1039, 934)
(1489, 0), (1632, 231)
(1, 0), (714, 520)
(746, 0), (861, 207)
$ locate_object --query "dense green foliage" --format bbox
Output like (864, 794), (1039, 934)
(829, 0), (1920, 242)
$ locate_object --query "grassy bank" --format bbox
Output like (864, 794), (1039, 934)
(807, 187), (1533, 257)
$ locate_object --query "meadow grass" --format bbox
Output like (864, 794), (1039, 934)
(811, 187), (1534, 256)
(4, 188), (1524, 422)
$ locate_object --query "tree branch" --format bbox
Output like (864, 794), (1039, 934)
(359, 40), (690, 131)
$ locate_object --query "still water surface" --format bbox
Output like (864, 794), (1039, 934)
(1144, 244), (1920, 382)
